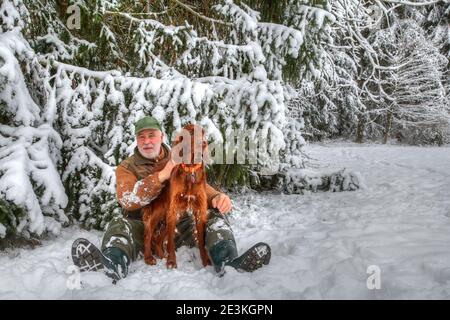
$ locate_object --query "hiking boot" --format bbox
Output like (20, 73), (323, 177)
(208, 240), (271, 274)
(71, 238), (129, 282)
(227, 242), (271, 272)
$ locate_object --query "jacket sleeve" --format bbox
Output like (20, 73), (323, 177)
(115, 165), (164, 211)
(206, 183), (221, 209)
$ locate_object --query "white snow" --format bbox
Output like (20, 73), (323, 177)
(0, 30), (40, 126)
(1, 142), (450, 299)
(0, 224), (6, 238)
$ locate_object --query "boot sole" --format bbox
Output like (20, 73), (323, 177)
(228, 242), (271, 273)
(71, 238), (105, 272)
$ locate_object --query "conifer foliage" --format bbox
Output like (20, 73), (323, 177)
(0, 0), (330, 237)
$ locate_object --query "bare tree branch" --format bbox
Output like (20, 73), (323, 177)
(380, 0), (446, 6)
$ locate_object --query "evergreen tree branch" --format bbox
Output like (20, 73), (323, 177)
(172, 0), (233, 26)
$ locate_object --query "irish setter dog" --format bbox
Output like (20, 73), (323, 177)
(142, 124), (210, 269)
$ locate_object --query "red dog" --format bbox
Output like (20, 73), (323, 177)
(142, 124), (210, 269)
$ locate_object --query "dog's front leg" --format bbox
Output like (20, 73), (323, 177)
(166, 206), (177, 269)
(143, 220), (156, 265)
(154, 224), (166, 259)
(196, 210), (211, 267)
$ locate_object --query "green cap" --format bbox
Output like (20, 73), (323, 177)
(134, 116), (162, 135)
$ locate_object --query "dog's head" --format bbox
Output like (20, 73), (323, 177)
(172, 124), (208, 170)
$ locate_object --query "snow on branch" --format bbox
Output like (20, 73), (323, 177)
(380, 0), (446, 6)
(0, 124), (68, 236)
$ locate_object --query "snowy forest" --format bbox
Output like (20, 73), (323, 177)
(0, 0), (449, 300)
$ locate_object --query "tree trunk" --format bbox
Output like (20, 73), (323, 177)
(383, 109), (392, 144)
(355, 116), (364, 143)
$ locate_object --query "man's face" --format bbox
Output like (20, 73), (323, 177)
(136, 129), (163, 159)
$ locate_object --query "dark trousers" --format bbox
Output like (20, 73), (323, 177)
(101, 208), (235, 261)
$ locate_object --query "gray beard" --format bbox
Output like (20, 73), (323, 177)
(138, 146), (161, 159)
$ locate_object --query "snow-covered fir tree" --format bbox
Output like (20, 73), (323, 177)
(368, 18), (448, 144)
(296, 0), (449, 143)
(289, 0), (375, 142)
(267, 0), (337, 142)
(0, 0), (327, 238)
(0, 0), (68, 238)
(1, 0), (448, 240)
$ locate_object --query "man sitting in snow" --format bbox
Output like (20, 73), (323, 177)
(71, 116), (271, 281)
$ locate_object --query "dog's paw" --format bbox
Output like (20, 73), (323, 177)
(166, 260), (177, 269)
(144, 255), (157, 265)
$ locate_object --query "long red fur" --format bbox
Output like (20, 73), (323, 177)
(142, 124), (210, 268)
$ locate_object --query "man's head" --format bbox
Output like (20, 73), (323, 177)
(135, 116), (163, 159)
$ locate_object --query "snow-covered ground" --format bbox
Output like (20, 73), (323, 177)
(1, 142), (450, 299)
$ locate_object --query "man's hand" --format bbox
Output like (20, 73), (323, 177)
(211, 193), (232, 214)
(158, 158), (176, 183)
